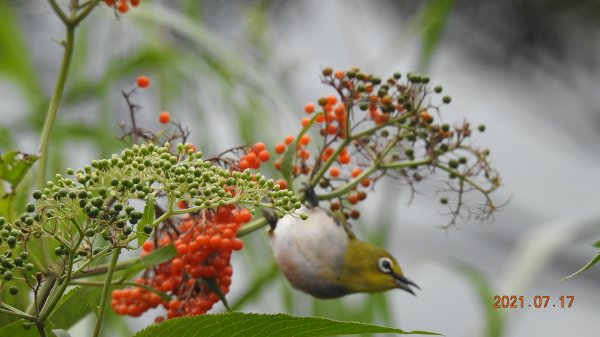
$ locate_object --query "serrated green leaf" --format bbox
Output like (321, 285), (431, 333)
(562, 251), (600, 281)
(0, 320), (39, 337)
(132, 312), (440, 337)
(137, 194), (155, 246)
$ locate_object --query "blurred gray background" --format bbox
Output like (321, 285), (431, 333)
(2, 1), (600, 336)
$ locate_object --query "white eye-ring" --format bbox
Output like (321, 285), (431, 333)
(378, 257), (393, 273)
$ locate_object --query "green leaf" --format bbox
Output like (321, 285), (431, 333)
(48, 287), (102, 329)
(118, 244), (177, 281)
(0, 151), (39, 220)
(0, 320), (39, 337)
(132, 312), (440, 337)
(137, 194), (155, 246)
(416, 0), (453, 70)
(451, 263), (504, 337)
(562, 251), (600, 281)
(199, 278), (230, 311)
(140, 244), (176, 267)
(592, 240), (600, 249)
(0, 151), (39, 187)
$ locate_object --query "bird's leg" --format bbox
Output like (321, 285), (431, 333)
(262, 209), (279, 233)
(301, 183), (319, 208)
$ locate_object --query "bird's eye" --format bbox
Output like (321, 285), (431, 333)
(378, 257), (393, 273)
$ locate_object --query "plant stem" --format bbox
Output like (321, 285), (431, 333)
(237, 217), (268, 237)
(93, 248), (121, 337)
(36, 23), (75, 189)
(36, 20), (76, 267)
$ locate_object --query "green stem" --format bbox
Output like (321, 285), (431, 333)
(36, 21), (76, 267)
(0, 305), (36, 321)
(93, 248), (121, 337)
(237, 217), (268, 237)
(36, 24), (75, 189)
(39, 256), (74, 321)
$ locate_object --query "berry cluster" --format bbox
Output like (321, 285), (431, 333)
(238, 142), (271, 170)
(104, 0), (141, 14)
(111, 206), (248, 320)
(0, 141), (297, 297)
(271, 67), (501, 227)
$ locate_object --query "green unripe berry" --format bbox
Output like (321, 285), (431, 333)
(85, 229), (96, 237)
(20, 252), (28, 260)
(54, 247), (63, 256)
(459, 157), (467, 164)
(9, 286), (18, 295)
(25, 203), (35, 213)
(448, 160), (459, 169)
(440, 197), (448, 204)
(25, 263), (34, 271)
(32, 191), (42, 199)
(434, 85), (443, 93)
(442, 96), (451, 104)
(143, 225), (153, 234)
(478, 125), (486, 132)
(393, 72), (401, 79)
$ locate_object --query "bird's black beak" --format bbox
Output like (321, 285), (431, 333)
(393, 274), (420, 296)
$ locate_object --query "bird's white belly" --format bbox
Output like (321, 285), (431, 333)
(269, 207), (349, 297)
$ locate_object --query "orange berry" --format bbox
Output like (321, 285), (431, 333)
(420, 111), (432, 123)
(105, 0), (115, 6)
(338, 153), (351, 164)
(258, 150), (270, 162)
(334, 104), (346, 118)
(351, 168), (362, 178)
(186, 144), (196, 153)
(136, 75), (150, 88)
(326, 124), (338, 135)
(254, 142), (266, 152)
(276, 179), (287, 190)
(301, 117), (311, 127)
(299, 134), (310, 145)
(284, 135), (295, 145)
(347, 193), (359, 205)
(274, 143), (286, 154)
(329, 167), (340, 177)
(361, 177), (371, 187)
(315, 114), (325, 123)
(238, 208), (252, 223)
(159, 111), (170, 124)
(130, 0), (140, 6)
(274, 159), (282, 170)
(232, 238), (244, 251)
(334, 70), (345, 79)
(327, 95), (337, 105)
(117, 0), (128, 13)
(304, 103), (315, 114)
(141, 241), (153, 252)
(239, 159), (250, 170)
(245, 152), (258, 165)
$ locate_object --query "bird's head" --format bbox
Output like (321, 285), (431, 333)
(340, 240), (419, 295)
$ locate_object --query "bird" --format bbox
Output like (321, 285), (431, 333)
(267, 203), (419, 299)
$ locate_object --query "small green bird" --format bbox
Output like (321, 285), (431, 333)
(268, 205), (419, 299)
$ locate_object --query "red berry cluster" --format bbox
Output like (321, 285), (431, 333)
(238, 142), (270, 170)
(104, 0), (141, 14)
(111, 206), (249, 321)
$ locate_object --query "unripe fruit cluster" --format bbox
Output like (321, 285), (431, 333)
(268, 67), (498, 225)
